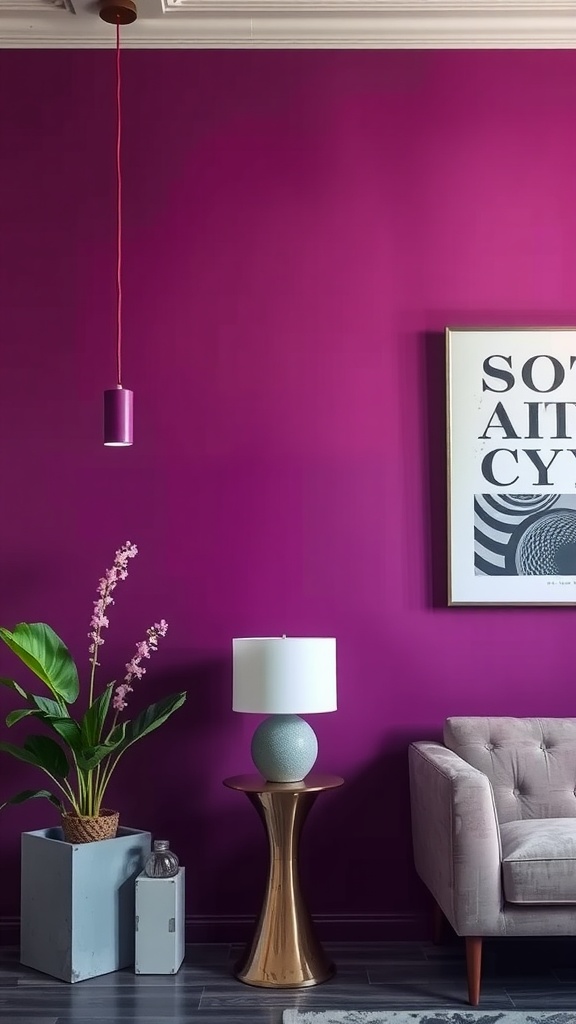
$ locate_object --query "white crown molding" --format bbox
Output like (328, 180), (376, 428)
(0, 0), (575, 48)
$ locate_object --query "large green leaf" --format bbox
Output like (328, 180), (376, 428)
(0, 624), (79, 704)
(81, 684), (114, 748)
(6, 709), (41, 728)
(76, 741), (120, 772)
(24, 735), (70, 778)
(120, 692), (187, 752)
(107, 721), (127, 746)
(0, 734), (69, 779)
(0, 677), (28, 700)
(0, 788), (63, 812)
(46, 718), (83, 753)
(31, 695), (67, 718)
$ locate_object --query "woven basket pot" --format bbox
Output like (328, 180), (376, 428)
(61, 808), (119, 844)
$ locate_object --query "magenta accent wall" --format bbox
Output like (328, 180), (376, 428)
(1, 49), (576, 938)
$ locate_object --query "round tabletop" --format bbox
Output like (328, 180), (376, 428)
(223, 773), (344, 794)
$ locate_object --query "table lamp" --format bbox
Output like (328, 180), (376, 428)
(232, 636), (337, 783)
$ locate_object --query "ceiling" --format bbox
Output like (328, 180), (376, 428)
(0, 0), (574, 49)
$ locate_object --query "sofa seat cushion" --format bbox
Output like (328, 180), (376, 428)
(501, 818), (576, 904)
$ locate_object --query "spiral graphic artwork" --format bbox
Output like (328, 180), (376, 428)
(474, 494), (576, 576)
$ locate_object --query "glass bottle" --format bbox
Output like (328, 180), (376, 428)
(144, 839), (180, 878)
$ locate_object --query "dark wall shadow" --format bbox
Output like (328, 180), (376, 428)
(299, 727), (442, 939)
(422, 330), (448, 609)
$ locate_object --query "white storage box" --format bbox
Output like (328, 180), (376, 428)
(135, 866), (185, 974)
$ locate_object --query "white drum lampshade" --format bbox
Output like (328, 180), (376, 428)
(232, 637), (337, 782)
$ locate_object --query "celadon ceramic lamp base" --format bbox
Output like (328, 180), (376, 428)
(251, 714), (318, 783)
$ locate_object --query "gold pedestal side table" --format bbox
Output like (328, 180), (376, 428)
(223, 773), (344, 988)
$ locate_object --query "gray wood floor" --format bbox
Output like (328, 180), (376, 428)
(2, 937), (576, 1023)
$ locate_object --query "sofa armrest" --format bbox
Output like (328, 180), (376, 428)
(409, 740), (503, 935)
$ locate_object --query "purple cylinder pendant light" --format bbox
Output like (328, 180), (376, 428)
(104, 386), (133, 446)
(101, 8), (136, 446)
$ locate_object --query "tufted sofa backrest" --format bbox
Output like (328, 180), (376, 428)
(444, 717), (576, 823)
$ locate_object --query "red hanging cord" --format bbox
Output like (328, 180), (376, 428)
(115, 20), (123, 388)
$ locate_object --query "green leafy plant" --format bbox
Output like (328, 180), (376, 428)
(0, 542), (186, 818)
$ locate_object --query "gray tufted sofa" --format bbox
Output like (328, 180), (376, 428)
(409, 717), (576, 1006)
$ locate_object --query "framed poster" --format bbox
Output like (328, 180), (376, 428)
(446, 327), (576, 605)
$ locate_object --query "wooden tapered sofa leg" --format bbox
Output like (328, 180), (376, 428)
(465, 936), (482, 1006)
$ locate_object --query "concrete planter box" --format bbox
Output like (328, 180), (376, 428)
(21, 825), (151, 983)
